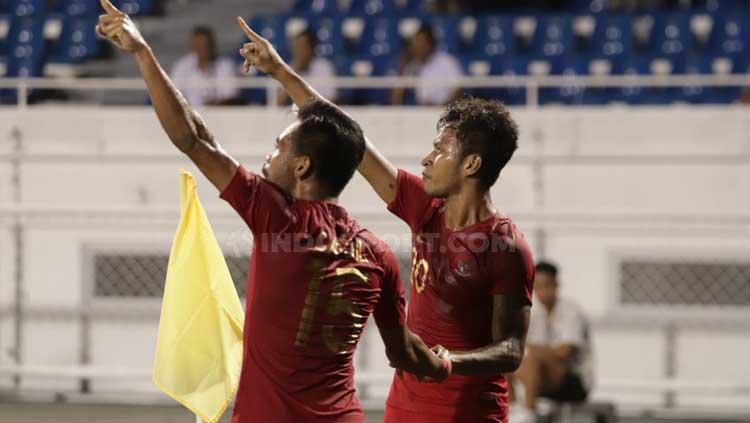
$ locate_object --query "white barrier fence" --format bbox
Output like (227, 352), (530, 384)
(1, 74), (750, 108)
(0, 106), (749, 414)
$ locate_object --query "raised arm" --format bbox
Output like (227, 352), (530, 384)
(96, 0), (237, 191)
(435, 294), (530, 376)
(236, 17), (398, 203)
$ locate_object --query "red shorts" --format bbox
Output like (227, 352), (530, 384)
(383, 404), (505, 423)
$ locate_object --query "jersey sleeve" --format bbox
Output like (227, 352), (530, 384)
(372, 248), (406, 330)
(219, 165), (294, 235)
(386, 169), (438, 232)
(487, 230), (535, 306)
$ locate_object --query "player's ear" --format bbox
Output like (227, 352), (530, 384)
(293, 155), (313, 180)
(463, 154), (482, 177)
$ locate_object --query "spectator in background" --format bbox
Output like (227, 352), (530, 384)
(391, 24), (462, 106)
(277, 29), (336, 105)
(509, 261), (593, 423)
(171, 26), (239, 106)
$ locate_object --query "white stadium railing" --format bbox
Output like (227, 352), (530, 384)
(1, 74), (750, 108)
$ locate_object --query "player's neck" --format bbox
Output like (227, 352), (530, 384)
(442, 187), (496, 231)
(292, 183), (338, 203)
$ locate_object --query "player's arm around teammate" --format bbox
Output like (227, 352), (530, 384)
(236, 17), (451, 382)
(96, 0), (238, 192)
(433, 294), (529, 377)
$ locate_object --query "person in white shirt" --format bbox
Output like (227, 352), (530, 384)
(277, 29), (336, 105)
(391, 24), (463, 106)
(171, 26), (239, 106)
(510, 261), (594, 423)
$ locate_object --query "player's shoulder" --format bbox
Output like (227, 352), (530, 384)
(354, 228), (399, 268)
(486, 214), (533, 256)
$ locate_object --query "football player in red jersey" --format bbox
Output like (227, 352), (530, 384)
(96, 5), (450, 423)
(243, 18), (536, 423)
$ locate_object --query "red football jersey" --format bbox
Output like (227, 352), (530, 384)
(384, 170), (535, 423)
(220, 166), (406, 423)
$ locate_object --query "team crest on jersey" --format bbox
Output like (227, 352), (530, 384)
(453, 259), (476, 279)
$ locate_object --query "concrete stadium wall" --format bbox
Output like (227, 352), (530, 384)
(0, 106), (749, 410)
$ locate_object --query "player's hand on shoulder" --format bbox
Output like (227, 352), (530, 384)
(96, 0), (148, 53)
(237, 17), (286, 77)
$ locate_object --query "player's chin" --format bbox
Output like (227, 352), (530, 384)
(423, 182), (445, 198)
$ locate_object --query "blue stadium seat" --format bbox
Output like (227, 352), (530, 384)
(246, 15), (290, 60)
(675, 54), (713, 103)
(488, 57), (529, 105)
(49, 16), (101, 63)
(9, 0), (45, 16)
(650, 13), (692, 57)
(114, 0), (155, 16)
(6, 15), (44, 60)
(591, 15), (632, 66)
(346, 0), (395, 16)
(573, 0), (607, 14)
(310, 16), (343, 58)
(358, 17), (401, 57)
(613, 55), (677, 105)
(460, 54), (490, 98)
(695, 0), (741, 12)
(709, 12), (750, 59)
(2, 15), (44, 103)
(336, 55), (394, 105)
(293, 0), (340, 15)
(57, 0), (100, 16)
(529, 15), (574, 59)
(473, 15), (515, 57)
(0, 14), (10, 54)
(423, 15), (461, 53)
(543, 55), (609, 105)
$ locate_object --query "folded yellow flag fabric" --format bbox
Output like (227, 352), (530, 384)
(154, 170), (245, 423)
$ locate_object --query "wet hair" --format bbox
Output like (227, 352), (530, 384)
(293, 99), (365, 196)
(535, 261), (559, 280)
(437, 97), (519, 189)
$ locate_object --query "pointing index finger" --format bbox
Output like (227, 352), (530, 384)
(237, 17), (262, 43)
(100, 0), (121, 15)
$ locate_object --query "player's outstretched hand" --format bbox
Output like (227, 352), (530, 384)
(237, 16), (286, 77)
(95, 0), (148, 53)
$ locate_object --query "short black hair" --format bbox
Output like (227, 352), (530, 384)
(437, 97), (519, 190)
(535, 261), (558, 279)
(192, 25), (214, 39)
(414, 23), (436, 47)
(295, 29), (318, 49)
(293, 99), (365, 197)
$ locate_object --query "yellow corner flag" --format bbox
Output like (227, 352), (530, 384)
(154, 170), (245, 423)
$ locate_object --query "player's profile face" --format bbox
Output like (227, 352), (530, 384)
(262, 122), (299, 192)
(420, 126), (462, 198)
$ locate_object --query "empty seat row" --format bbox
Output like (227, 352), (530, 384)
(1, 0), (156, 17)
(243, 12), (750, 65)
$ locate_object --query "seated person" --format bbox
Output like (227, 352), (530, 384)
(277, 29), (336, 105)
(171, 26), (239, 106)
(390, 24), (462, 106)
(510, 261), (593, 423)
